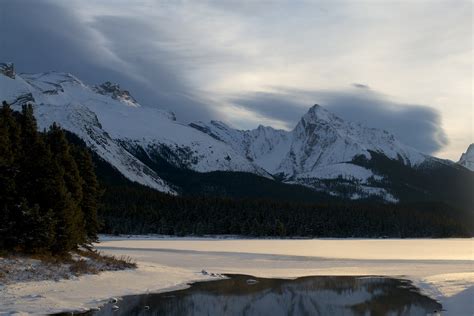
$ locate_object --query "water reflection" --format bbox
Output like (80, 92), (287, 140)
(75, 275), (442, 316)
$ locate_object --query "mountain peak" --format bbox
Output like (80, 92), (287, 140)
(458, 143), (474, 171)
(0, 62), (15, 79)
(306, 104), (323, 115)
(93, 81), (138, 106)
(300, 104), (342, 126)
(466, 143), (474, 153)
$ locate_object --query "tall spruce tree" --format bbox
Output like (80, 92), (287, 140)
(46, 124), (86, 248)
(0, 102), (17, 248)
(46, 124), (86, 252)
(72, 146), (101, 244)
(47, 123), (83, 203)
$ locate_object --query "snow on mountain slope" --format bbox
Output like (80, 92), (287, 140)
(278, 104), (426, 176)
(190, 121), (291, 173)
(28, 73), (266, 176)
(191, 105), (426, 178)
(458, 144), (474, 171)
(0, 70), (176, 194)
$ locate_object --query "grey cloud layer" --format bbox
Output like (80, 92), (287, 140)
(0, 0), (453, 155)
(0, 0), (215, 121)
(231, 88), (448, 154)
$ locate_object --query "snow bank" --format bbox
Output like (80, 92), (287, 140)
(414, 272), (474, 316)
(0, 261), (209, 315)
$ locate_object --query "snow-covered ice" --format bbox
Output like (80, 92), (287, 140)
(0, 237), (472, 315)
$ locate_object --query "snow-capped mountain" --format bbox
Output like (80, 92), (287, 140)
(2, 63), (465, 203)
(0, 65), (175, 194)
(190, 105), (429, 201)
(191, 105), (427, 175)
(0, 63), (266, 193)
(458, 144), (474, 171)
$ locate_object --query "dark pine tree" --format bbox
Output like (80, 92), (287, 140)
(72, 145), (101, 244)
(46, 124), (85, 251)
(0, 101), (18, 249)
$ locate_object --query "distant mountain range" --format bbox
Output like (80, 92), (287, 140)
(1, 62), (472, 208)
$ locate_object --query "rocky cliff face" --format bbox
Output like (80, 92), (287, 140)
(0, 62), (15, 79)
(93, 81), (139, 107)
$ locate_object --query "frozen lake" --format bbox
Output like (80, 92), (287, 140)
(98, 237), (474, 261)
(90, 237), (474, 315)
(2, 238), (473, 315)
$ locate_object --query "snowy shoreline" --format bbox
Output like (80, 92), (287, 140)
(100, 233), (474, 240)
(1, 237), (472, 315)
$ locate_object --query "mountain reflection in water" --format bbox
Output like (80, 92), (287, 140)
(75, 275), (442, 316)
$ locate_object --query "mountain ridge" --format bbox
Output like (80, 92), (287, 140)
(1, 63), (471, 205)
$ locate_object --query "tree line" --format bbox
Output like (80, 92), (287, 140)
(98, 173), (473, 238)
(0, 101), (101, 254)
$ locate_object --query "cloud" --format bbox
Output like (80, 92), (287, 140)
(0, 0), (469, 158)
(0, 0), (215, 121)
(317, 89), (449, 154)
(228, 92), (307, 129)
(88, 14), (216, 120)
(352, 83), (370, 89)
(230, 86), (448, 154)
(0, 0), (106, 76)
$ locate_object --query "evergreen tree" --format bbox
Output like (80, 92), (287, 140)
(46, 124), (85, 248)
(16, 103), (45, 203)
(0, 102), (17, 248)
(0, 103), (36, 249)
(47, 123), (83, 203)
(19, 201), (55, 253)
(72, 146), (101, 243)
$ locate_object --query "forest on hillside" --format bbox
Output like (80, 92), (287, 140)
(99, 184), (473, 238)
(92, 148), (473, 238)
(0, 102), (101, 253)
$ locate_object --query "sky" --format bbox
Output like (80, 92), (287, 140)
(0, 0), (472, 160)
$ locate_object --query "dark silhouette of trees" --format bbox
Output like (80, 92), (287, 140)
(0, 101), (101, 253)
(97, 163), (473, 238)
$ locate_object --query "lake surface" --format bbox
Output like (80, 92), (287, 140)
(98, 238), (473, 261)
(66, 275), (442, 316)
